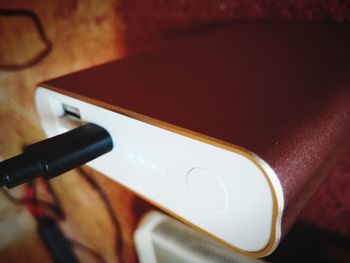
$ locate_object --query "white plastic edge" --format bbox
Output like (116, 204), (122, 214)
(35, 86), (284, 256)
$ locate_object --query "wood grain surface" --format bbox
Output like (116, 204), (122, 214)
(0, 1), (154, 263)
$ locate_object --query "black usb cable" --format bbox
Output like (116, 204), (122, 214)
(0, 123), (113, 188)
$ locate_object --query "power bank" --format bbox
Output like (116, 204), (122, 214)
(35, 21), (350, 257)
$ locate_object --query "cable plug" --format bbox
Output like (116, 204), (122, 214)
(0, 123), (113, 188)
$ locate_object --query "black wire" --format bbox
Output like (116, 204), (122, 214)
(34, 178), (111, 263)
(0, 8), (52, 71)
(0, 187), (61, 216)
(0, 160), (125, 262)
(0, 181), (108, 263)
(42, 180), (65, 220)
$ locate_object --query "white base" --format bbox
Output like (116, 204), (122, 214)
(35, 87), (284, 256)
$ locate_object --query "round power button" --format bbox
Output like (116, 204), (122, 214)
(186, 167), (229, 214)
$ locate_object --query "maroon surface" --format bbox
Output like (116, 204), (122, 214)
(121, 0), (350, 53)
(44, 21), (350, 237)
(120, 1), (350, 238)
(299, 148), (350, 236)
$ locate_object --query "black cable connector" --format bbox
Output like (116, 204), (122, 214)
(0, 123), (113, 188)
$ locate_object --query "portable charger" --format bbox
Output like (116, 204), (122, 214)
(35, 21), (350, 257)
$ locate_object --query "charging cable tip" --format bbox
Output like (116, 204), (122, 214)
(0, 123), (113, 188)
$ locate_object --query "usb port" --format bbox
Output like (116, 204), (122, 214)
(58, 104), (83, 131)
(62, 104), (81, 120)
